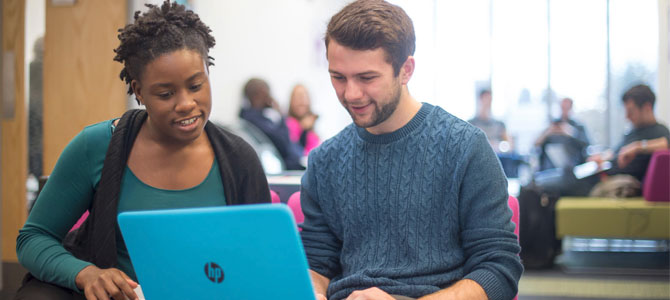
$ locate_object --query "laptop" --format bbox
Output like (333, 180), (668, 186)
(573, 160), (612, 179)
(117, 204), (316, 300)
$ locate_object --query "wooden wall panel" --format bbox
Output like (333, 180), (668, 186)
(43, 0), (127, 174)
(1, 0), (26, 262)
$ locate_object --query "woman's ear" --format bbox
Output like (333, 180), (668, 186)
(131, 80), (143, 105)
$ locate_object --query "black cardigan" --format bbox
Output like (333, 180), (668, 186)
(64, 109), (271, 268)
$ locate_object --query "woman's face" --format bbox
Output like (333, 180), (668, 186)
(132, 49), (212, 144)
(290, 86), (311, 119)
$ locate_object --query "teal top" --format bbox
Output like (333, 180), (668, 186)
(17, 119), (226, 291)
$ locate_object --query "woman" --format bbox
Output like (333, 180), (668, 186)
(286, 84), (320, 155)
(15, 2), (270, 299)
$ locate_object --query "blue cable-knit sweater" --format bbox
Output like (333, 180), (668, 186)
(300, 103), (523, 300)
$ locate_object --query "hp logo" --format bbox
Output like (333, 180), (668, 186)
(204, 262), (224, 283)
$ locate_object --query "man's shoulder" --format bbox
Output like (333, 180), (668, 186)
(654, 123), (670, 134)
(428, 106), (483, 138)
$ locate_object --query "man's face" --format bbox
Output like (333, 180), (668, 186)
(327, 40), (403, 132)
(250, 84), (273, 109)
(624, 99), (644, 128)
(560, 98), (573, 118)
(479, 92), (492, 111)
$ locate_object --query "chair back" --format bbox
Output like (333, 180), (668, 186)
(508, 195), (520, 300)
(287, 192), (304, 225)
(643, 150), (670, 202)
(270, 189), (281, 204)
(508, 196), (520, 238)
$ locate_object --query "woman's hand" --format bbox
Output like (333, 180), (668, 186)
(300, 113), (319, 131)
(75, 265), (139, 300)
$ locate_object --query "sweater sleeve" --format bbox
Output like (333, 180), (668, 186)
(299, 154), (342, 279)
(458, 131), (523, 300)
(16, 128), (101, 291)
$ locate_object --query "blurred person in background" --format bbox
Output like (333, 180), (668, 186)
(534, 97), (590, 171)
(240, 78), (304, 170)
(589, 84), (669, 185)
(286, 84), (321, 156)
(468, 89), (513, 153)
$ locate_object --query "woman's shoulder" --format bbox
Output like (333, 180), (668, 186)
(64, 119), (115, 165)
(82, 119), (116, 136)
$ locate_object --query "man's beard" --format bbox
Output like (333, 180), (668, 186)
(348, 83), (402, 129)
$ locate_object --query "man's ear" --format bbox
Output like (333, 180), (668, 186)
(643, 102), (654, 112)
(399, 56), (415, 85)
(131, 80), (143, 105)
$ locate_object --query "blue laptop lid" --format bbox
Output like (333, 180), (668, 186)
(118, 204), (316, 300)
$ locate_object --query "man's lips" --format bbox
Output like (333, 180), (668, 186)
(349, 103), (372, 114)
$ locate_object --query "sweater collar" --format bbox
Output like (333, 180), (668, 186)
(356, 102), (432, 144)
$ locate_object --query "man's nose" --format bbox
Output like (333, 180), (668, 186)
(344, 81), (363, 101)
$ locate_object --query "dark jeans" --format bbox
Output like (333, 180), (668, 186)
(15, 273), (85, 300)
(533, 167), (600, 197)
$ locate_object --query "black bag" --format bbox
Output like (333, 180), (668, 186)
(518, 184), (561, 269)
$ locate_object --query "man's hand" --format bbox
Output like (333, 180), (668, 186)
(587, 150), (614, 167)
(346, 287), (396, 300)
(75, 265), (139, 300)
(617, 141), (641, 169)
(418, 279), (487, 300)
(316, 292), (328, 300)
(310, 270), (330, 300)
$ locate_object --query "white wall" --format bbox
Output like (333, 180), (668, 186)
(194, 0), (352, 139)
(658, 0), (669, 127)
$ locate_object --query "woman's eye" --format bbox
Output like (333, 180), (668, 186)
(190, 84), (202, 91)
(157, 92), (172, 99)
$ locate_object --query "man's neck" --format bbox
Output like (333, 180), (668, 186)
(636, 115), (657, 129)
(477, 111), (490, 121)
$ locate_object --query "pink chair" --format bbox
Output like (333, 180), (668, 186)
(287, 192), (304, 231)
(642, 150), (670, 202)
(508, 196), (520, 238)
(507, 196), (520, 300)
(270, 189), (281, 204)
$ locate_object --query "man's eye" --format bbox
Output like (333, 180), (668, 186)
(190, 84), (203, 91)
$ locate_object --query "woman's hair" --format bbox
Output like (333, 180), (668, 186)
(113, 1), (215, 102)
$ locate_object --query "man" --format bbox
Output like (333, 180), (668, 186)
(239, 78), (304, 170)
(299, 1), (522, 300)
(534, 97), (590, 170)
(535, 84), (669, 197)
(593, 84), (669, 182)
(468, 89), (513, 153)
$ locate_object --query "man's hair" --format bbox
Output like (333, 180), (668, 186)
(622, 84), (655, 108)
(114, 0), (215, 103)
(478, 89), (491, 100)
(325, 0), (415, 76)
(243, 78), (269, 101)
